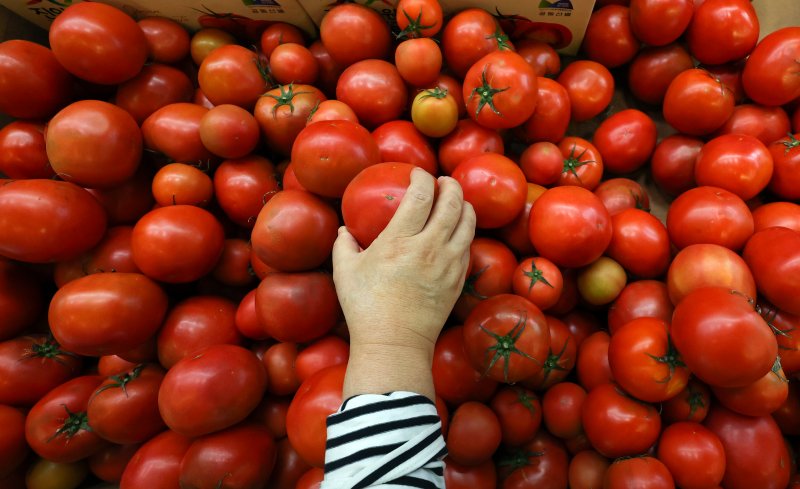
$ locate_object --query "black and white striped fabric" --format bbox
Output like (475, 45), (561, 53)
(322, 391), (447, 489)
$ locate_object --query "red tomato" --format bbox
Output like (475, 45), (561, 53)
(198, 45), (268, 109)
(542, 382), (586, 439)
(0, 261), (43, 340)
(452, 153), (527, 229)
(522, 77), (571, 144)
(498, 183), (545, 256)
(704, 405), (791, 489)
(372, 121), (437, 175)
(445, 458), (496, 489)
(760, 302), (800, 375)
(442, 8), (510, 78)
(608, 280), (673, 335)
(199, 104), (259, 159)
(138, 17), (190, 63)
(255, 84), (326, 156)
(663, 69), (735, 135)
(158, 344), (267, 437)
(395, 38), (441, 86)
(151, 163), (213, 208)
(179, 423), (277, 489)
(132, 205), (224, 283)
(687, 0), (758, 65)
(214, 155), (280, 228)
(49, 2), (146, 84)
(525, 316), (577, 390)
(0, 122), (52, 180)
(0, 335), (82, 406)
(603, 457), (675, 489)
(666, 243), (756, 305)
(270, 43), (318, 85)
(666, 186), (754, 251)
(115, 64), (194, 125)
(447, 401), (502, 466)
(49, 273), (167, 357)
(489, 387), (542, 447)
(463, 51), (538, 130)
(593, 109), (657, 174)
(462, 294), (550, 383)
(768, 133), (800, 200)
(630, 0), (693, 46)
(119, 430), (192, 489)
(715, 104), (791, 145)
(772, 381), (800, 434)
(606, 209), (670, 278)
(529, 186), (612, 268)
(291, 120), (380, 198)
(743, 226), (800, 316)
(556, 136), (603, 190)
(454, 237), (516, 321)
(672, 287), (777, 387)
(752, 201), (800, 233)
(319, 3), (390, 67)
(212, 238), (255, 287)
(512, 257), (563, 311)
(628, 43), (694, 105)
(516, 40), (561, 76)
(336, 59), (408, 129)
(712, 357), (788, 417)
(432, 326), (498, 405)
(263, 343), (301, 396)
(568, 450), (610, 489)
(142, 103), (214, 163)
(694, 134), (773, 200)
(500, 430), (569, 489)
(556, 60), (614, 122)
(255, 272), (340, 343)
(0, 40), (71, 119)
(307, 100), (359, 126)
(519, 142), (561, 186)
(87, 167), (155, 226)
(260, 22), (305, 58)
(286, 364), (345, 467)
(582, 5), (639, 68)
(396, 0), (444, 38)
(269, 438), (312, 489)
(87, 364), (166, 444)
(582, 383), (661, 458)
(98, 355), (138, 377)
(296, 468), (324, 489)
(308, 41), (342, 97)
(439, 119), (504, 175)
(593, 178), (650, 216)
(650, 134), (702, 196)
(295, 336), (350, 384)
(89, 443), (140, 484)
(662, 379), (711, 424)
(742, 27), (800, 105)
(157, 296), (242, 369)
(576, 332), (614, 391)
(25, 375), (107, 463)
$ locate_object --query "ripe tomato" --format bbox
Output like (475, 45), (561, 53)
(336, 59), (408, 129)
(519, 142), (561, 186)
(463, 51), (538, 130)
(453, 238), (515, 321)
(489, 387), (542, 447)
(556, 60), (614, 122)
(516, 40), (561, 76)
(198, 45), (268, 109)
(447, 401), (502, 466)
(650, 134), (702, 196)
(687, 0), (758, 65)
(694, 134), (773, 200)
(657, 422), (724, 489)
(760, 301), (800, 375)
(372, 120), (437, 174)
(529, 186), (612, 268)
(151, 163), (213, 208)
(608, 280), (673, 335)
(119, 430), (192, 489)
(49, 2), (146, 84)
(158, 344), (267, 437)
(442, 8), (511, 78)
(500, 430), (569, 489)
(115, 64), (194, 125)
(255, 84), (326, 157)
(291, 120), (380, 197)
(260, 22), (305, 57)
(295, 336), (349, 384)
(462, 294), (550, 383)
(432, 326), (498, 405)
(568, 450), (610, 489)
(0, 405), (27, 478)
(666, 186), (754, 251)
(88, 443), (140, 484)
(307, 100), (358, 126)
(319, 3), (390, 67)
(269, 438), (312, 489)
(542, 382), (586, 439)
(270, 43), (318, 85)
(87, 167), (155, 226)
(396, 0), (443, 38)
(142, 103), (214, 163)
(190, 28), (235, 65)
(743, 226), (800, 316)
(628, 43), (694, 105)
(452, 153), (527, 229)
(286, 364), (345, 467)
(582, 5), (639, 68)
(663, 69), (735, 135)
(666, 243), (756, 305)
(752, 201), (800, 233)
(512, 257), (563, 311)
(395, 38), (441, 86)
(439, 119), (504, 175)
(630, 0), (693, 46)
(411, 88), (459, 138)
(672, 287), (777, 387)
(445, 458), (496, 489)
(198, 104), (259, 159)
(525, 316), (577, 390)
(582, 383), (661, 458)
(556, 136), (603, 190)
(214, 155), (280, 228)
(576, 331), (614, 392)
(712, 357), (788, 417)
(296, 468), (324, 489)
(603, 457), (674, 489)
(0, 40), (71, 119)
(716, 104), (791, 145)
(138, 17), (190, 63)
(743, 27), (800, 106)
(263, 343), (301, 396)
(0, 122), (52, 180)
(662, 380), (711, 424)
(768, 133), (800, 200)
(606, 209), (670, 278)
(132, 205), (225, 283)
(593, 109), (656, 174)
(25, 375), (107, 463)
(522, 77), (571, 144)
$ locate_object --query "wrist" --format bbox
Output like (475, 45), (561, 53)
(343, 342), (436, 401)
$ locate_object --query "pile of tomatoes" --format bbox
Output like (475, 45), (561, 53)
(0, 0), (799, 487)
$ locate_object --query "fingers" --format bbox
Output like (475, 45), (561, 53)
(382, 167), (436, 239)
(332, 226), (360, 269)
(423, 176), (466, 241)
(448, 201), (476, 254)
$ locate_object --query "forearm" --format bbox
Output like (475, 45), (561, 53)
(343, 342), (436, 401)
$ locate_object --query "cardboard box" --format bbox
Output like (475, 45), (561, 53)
(0, 0), (317, 37)
(297, 0), (595, 55)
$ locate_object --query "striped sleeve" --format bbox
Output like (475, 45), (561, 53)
(321, 391), (447, 489)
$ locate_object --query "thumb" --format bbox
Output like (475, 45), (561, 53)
(332, 226), (360, 265)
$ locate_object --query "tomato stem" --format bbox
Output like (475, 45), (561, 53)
(48, 405), (91, 442)
(522, 260), (553, 294)
(396, 9), (437, 40)
(468, 66), (510, 119)
(478, 310), (540, 383)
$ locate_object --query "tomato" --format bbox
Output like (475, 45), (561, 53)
(395, 38), (441, 87)
(556, 136), (603, 190)
(0, 335), (82, 406)
(556, 60), (614, 122)
(630, 0), (693, 46)
(372, 120), (437, 175)
(88, 443), (140, 483)
(666, 243), (756, 305)
(198, 45), (268, 109)
(0, 122), (51, 180)
(593, 109), (656, 174)
(295, 336), (349, 384)
(179, 423), (276, 489)
(608, 280), (672, 335)
(307, 100), (358, 126)
(743, 226), (800, 316)
(529, 186), (612, 268)
(576, 331), (614, 391)
(689, 0), (759, 65)
(26, 459), (88, 489)
(295, 468), (324, 489)
(142, 103), (214, 163)
(500, 430), (569, 489)
(453, 153), (527, 229)
(319, 3), (390, 67)
(445, 458), (496, 489)
(515, 40), (560, 77)
(132, 205), (224, 283)
(190, 28), (235, 65)
(50, 2), (146, 84)
(25, 375), (107, 463)
(760, 301), (800, 375)
(214, 155), (280, 228)
(269, 438), (312, 489)
(454, 238), (516, 321)
(255, 271), (339, 343)
(0, 40), (71, 119)
(663, 69), (735, 135)
(255, 84), (326, 157)
(115, 64), (193, 125)
(768, 134), (800, 200)
(519, 142), (561, 186)
(511, 257), (563, 312)
(463, 51), (537, 130)
(336, 59), (407, 129)
(157, 296), (242, 369)
(0, 405), (27, 478)
(396, 0), (443, 38)
(753, 201), (800, 233)
(286, 364), (345, 467)
(628, 44), (694, 105)
(86, 167), (155, 226)
(442, 8), (511, 78)
(439, 119), (504, 175)
(138, 17), (190, 63)
(521, 77), (571, 144)
(742, 27), (800, 104)
(582, 5), (639, 68)
(666, 186), (754, 251)
(577, 257), (627, 306)
(594, 178), (651, 217)
(260, 22), (305, 58)
(662, 380), (711, 424)
(542, 382), (586, 439)
(447, 401), (502, 466)
(159, 344), (267, 437)
(411, 88), (459, 138)
(291, 120), (380, 198)
(568, 450), (609, 489)
(198, 104), (259, 159)
(489, 387), (541, 447)
(694, 134), (773, 201)
(704, 405), (791, 489)
(773, 381), (800, 435)
(432, 326), (498, 405)
(672, 287), (777, 387)
(150, 163), (212, 208)
(716, 104), (791, 145)
(250, 396), (290, 439)
(269, 43), (318, 85)
(120, 430), (192, 489)
(650, 134), (702, 196)
(263, 343), (301, 396)
(606, 209), (670, 279)
(87, 364), (165, 444)
(713, 357), (788, 417)
(526, 316), (577, 390)
(603, 457), (674, 489)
